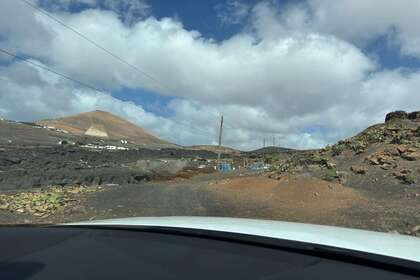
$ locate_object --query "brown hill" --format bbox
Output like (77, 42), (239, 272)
(36, 110), (170, 146)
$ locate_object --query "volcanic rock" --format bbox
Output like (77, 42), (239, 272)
(408, 111), (420, 121)
(385, 111), (408, 122)
(350, 165), (368, 174)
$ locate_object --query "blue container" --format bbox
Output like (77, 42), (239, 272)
(218, 163), (232, 172)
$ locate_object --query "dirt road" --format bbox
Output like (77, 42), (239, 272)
(3, 172), (417, 236)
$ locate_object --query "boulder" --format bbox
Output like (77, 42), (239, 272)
(335, 171), (348, 184)
(408, 111), (420, 121)
(350, 165), (368, 174)
(366, 153), (395, 166)
(385, 110), (420, 122)
(385, 111), (408, 122)
(326, 161), (337, 169)
(366, 156), (380, 165)
(394, 173), (417, 184)
(393, 169), (410, 179)
(396, 145), (409, 154)
(401, 151), (420, 161)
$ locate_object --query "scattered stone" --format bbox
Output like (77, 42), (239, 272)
(335, 171), (348, 184)
(393, 171), (405, 179)
(408, 111), (420, 121)
(348, 141), (367, 154)
(366, 152), (395, 166)
(396, 145), (409, 154)
(58, 140), (69, 145)
(366, 156), (380, 165)
(381, 164), (394, 170)
(393, 171), (417, 185)
(412, 225), (420, 233)
(64, 204), (87, 214)
(314, 192), (320, 197)
(326, 161), (336, 169)
(350, 165), (368, 174)
(0, 185), (101, 217)
(0, 203), (9, 210)
(385, 111), (408, 122)
(401, 151), (420, 161)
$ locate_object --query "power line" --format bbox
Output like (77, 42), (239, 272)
(19, 0), (170, 92)
(16, 0), (227, 139)
(0, 47), (214, 137)
(0, 48), (104, 93)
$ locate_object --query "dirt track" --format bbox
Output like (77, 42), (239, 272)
(2, 172), (418, 236)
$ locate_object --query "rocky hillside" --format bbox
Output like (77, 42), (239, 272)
(262, 110), (420, 236)
(268, 110), (420, 193)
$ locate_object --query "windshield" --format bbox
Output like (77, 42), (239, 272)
(0, 0), (419, 238)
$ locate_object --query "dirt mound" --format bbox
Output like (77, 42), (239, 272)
(208, 176), (366, 223)
(37, 110), (170, 146)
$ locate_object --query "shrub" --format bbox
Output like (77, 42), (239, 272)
(403, 174), (417, 185)
(323, 169), (338, 181)
(331, 144), (346, 156)
(415, 126), (420, 137)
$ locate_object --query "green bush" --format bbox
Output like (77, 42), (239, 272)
(265, 154), (281, 163)
(323, 169), (338, 181)
(331, 144), (346, 156)
(306, 155), (330, 168)
(365, 130), (386, 143)
(322, 145), (331, 153)
(403, 174), (417, 185)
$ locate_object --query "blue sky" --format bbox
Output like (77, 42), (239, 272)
(39, 0), (420, 122)
(38, 0), (257, 118)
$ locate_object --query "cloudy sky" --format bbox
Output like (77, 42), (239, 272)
(0, 0), (419, 150)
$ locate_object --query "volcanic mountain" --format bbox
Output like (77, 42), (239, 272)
(36, 110), (171, 146)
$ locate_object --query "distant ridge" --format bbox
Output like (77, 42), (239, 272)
(36, 110), (170, 146)
(247, 146), (294, 154)
(188, 145), (241, 155)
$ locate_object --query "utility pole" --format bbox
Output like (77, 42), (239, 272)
(217, 115), (224, 171)
(263, 138), (266, 148)
(273, 136), (275, 147)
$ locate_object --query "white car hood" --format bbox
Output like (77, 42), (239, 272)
(67, 216), (420, 263)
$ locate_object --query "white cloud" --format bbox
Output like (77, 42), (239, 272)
(250, 0), (420, 58)
(1, 0), (419, 150)
(0, 60), (214, 145)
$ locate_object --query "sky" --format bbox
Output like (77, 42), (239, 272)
(0, 0), (419, 150)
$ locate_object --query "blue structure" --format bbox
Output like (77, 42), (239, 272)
(218, 162), (232, 172)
